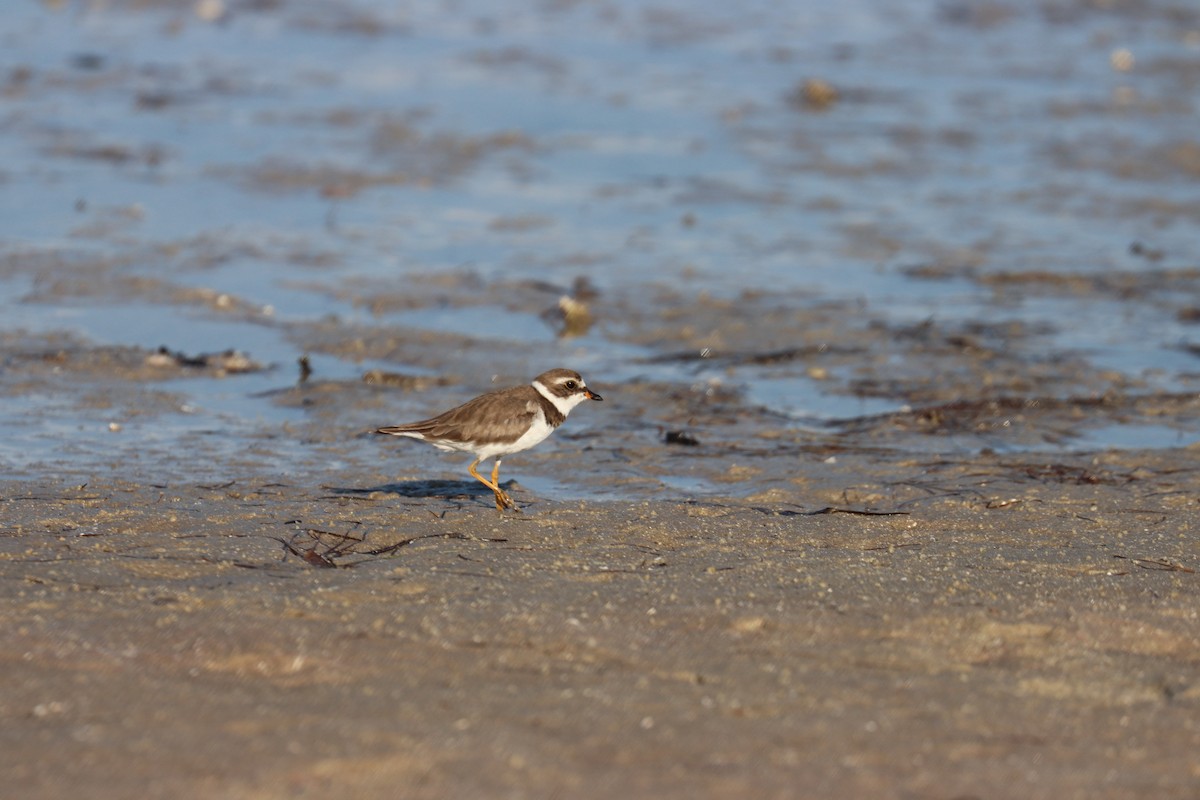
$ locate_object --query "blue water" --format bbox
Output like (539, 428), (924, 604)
(2, 0), (1198, 481)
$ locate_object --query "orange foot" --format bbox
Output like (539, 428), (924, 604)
(470, 458), (521, 512)
(493, 489), (519, 512)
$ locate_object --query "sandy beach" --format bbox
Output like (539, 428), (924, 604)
(3, 445), (1198, 798)
(3, 0), (1199, 796)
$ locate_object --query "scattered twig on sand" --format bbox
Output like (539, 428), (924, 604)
(804, 506), (910, 516)
(1112, 555), (1194, 573)
(274, 526), (509, 567)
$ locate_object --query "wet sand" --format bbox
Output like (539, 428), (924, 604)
(3, 447), (1198, 799)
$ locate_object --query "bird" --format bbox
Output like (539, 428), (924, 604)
(375, 368), (603, 511)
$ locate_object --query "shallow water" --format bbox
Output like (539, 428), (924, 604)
(2, 0), (1199, 489)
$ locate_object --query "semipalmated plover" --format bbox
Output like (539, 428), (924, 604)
(376, 368), (603, 511)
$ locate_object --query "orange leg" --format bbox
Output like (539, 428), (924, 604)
(468, 458), (516, 512)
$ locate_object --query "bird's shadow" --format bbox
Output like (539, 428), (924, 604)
(328, 479), (518, 503)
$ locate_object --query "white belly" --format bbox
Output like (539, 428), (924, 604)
(472, 410), (556, 462)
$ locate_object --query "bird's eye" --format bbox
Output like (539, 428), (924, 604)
(565, 380), (577, 390)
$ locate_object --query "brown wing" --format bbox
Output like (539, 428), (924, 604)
(377, 386), (540, 445)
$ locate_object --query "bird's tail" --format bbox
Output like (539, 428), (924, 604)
(376, 426), (420, 436)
